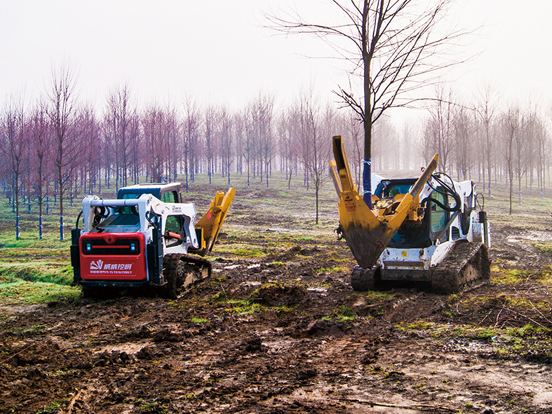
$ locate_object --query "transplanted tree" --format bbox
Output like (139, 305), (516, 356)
(269, 0), (469, 207)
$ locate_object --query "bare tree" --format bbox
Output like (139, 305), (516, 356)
(372, 116), (399, 170)
(500, 107), (520, 215)
(515, 111), (531, 205)
(535, 113), (548, 196)
(243, 106), (256, 186)
(400, 120), (418, 170)
(47, 66), (78, 240)
(294, 90), (332, 223)
(219, 107), (234, 185)
(344, 110), (363, 187)
(182, 96), (201, 192)
(244, 95), (275, 186)
(233, 111), (246, 178)
(142, 105), (166, 183)
(453, 105), (473, 180)
(475, 84), (497, 196)
(1, 99), (26, 239)
(127, 111), (142, 185)
(106, 85), (134, 189)
(164, 104), (180, 182)
(248, 94), (275, 187)
(276, 108), (298, 189)
(269, 0), (469, 206)
(77, 105), (100, 196)
(29, 100), (51, 239)
(423, 86), (455, 170)
(204, 105), (218, 185)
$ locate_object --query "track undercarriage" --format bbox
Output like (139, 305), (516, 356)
(350, 241), (490, 294)
(161, 254), (212, 299)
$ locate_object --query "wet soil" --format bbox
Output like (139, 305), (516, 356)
(2, 216), (552, 413)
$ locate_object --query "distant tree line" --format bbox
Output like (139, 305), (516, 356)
(1, 72), (551, 239)
(419, 85), (551, 214)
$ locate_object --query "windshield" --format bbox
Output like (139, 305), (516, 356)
(97, 207), (140, 229)
(375, 180), (414, 198)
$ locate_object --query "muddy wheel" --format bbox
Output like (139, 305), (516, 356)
(431, 241), (490, 294)
(351, 266), (376, 291)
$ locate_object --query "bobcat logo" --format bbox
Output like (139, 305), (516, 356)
(90, 260), (104, 270)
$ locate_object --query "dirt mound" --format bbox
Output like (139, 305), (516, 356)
(249, 282), (308, 306)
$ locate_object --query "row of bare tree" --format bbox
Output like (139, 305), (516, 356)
(418, 86), (550, 214)
(1, 75), (551, 239)
(0, 73), (356, 237)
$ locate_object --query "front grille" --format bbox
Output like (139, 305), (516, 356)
(81, 238), (141, 256)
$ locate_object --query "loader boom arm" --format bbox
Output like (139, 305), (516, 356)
(190, 187), (236, 257)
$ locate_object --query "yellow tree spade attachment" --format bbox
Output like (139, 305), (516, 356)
(329, 135), (438, 269)
(191, 188), (236, 257)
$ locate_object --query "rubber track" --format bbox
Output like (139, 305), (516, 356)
(431, 241), (490, 294)
(164, 253), (212, 294)
(351, 266), (376, 291)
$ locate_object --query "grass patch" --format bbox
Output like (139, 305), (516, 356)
(364, 291), (395, 303)
(492, 268), (531, 284)
(232, 248), (265, 257)
(318, 267), (344, 273)
(292, 236), (314, 242)
(37, 401), (63, 413)
(533, 242), (552, 254)
(190, 317), (209, 324)
(396, 320), (552, 356)
(224, 299), (265, 315)
(325, 305), (355, 322)
(0, 263), (73, 285)
(538, 265), (552, 285)
(0, 279), (81, 304)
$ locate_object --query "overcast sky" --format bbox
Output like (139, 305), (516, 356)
(1, 0), (551, 122)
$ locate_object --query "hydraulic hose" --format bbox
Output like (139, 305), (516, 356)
(422, 172), (462, 212)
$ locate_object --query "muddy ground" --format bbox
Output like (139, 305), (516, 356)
(2, 209), (552, 413)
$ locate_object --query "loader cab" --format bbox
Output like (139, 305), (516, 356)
(117, 183), (189, 246)
(375, 179), (450, 249)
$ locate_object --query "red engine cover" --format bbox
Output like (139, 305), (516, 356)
(79, 232), (147, 281)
